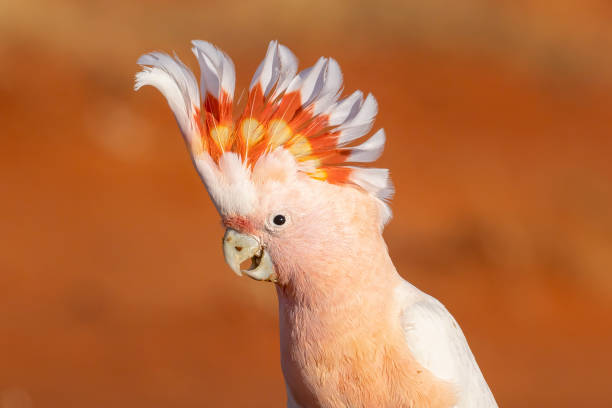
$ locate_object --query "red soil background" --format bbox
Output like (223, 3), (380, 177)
(1, 1), (611, 406)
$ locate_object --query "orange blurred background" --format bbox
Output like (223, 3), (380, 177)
(1, 1), (612, 406)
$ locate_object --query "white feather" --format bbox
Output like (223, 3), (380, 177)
(195, 153), (256, 216)
(220, 53), (236, 98)
(345, 128), (385, 163)
(270, 44), (299, 100)
(249, 41), (280, 97)
(191, 40), (236, 100)
(326, 91), (363, 127)
(136, 41), (395, 225)
(348, 166), (394, 202)
(336, 93), (378, 145)
(396, 281), (498, 408)
(285, 57), (327, 107)
(312, 58), (343, 116)
(283, 69), (306, 100)
(376, 197), (393, 228)
(135, 52), (200, 142)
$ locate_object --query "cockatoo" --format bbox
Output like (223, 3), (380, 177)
(135, 40), (497, 408)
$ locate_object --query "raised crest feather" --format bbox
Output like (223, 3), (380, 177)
(191, 40), (236, 102)
(135, 52), (201, 145)
(136, 40), (393, 207)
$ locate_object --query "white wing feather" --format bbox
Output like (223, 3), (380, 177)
(397, 281), (498, 408)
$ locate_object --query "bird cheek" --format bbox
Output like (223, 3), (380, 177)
(222, 215), (256, 235)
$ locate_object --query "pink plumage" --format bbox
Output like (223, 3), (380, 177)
(136, 41), (497, 408)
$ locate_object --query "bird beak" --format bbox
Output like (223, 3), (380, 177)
(222, 229), (277, 283)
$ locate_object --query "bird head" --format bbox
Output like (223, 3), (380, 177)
(135, 41), (393, 289)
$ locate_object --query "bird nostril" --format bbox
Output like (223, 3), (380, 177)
(235, 246), (243, 251)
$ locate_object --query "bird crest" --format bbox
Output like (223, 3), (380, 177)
(135, 41), (393, 208)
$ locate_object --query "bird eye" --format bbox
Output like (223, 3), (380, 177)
(272, 214), (286, 226)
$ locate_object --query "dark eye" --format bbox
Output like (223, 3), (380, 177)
(273, 214), (286, 226)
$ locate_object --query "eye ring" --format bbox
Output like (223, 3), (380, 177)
(272, 214), (286, 226)
(266, 212), (290, 232)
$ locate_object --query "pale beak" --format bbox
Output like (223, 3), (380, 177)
(222, 229), (277, 283)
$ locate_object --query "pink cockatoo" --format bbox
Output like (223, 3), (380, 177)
(135, 40), (497, 408)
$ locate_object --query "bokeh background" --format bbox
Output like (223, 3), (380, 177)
(2, 0), (612, 406)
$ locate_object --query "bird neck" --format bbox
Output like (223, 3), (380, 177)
(276, 232), (400, 311)
(274, 229), (404, 353)
(274, 248), (401, 406)
(274, 245), (456, 408)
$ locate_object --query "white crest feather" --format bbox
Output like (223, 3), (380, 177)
(270, 45), (299, 100)
(336, 93), (378, 145)
(285, 57), (328, 106)
(312, 58), (343, 115)
(249, 40), (280, 97)
(349, 166), (394, 227)
(135, 52), (201, 142)
(348, 167), (394, 202)
(191, 40), (236, 101)
(195, 153), (256, 216)
(136, 40), (393, 225)
(345, 129), (386, 163)
(326, 91), (363, 128)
